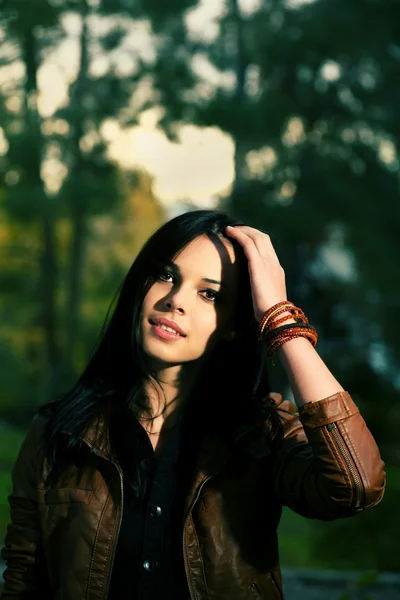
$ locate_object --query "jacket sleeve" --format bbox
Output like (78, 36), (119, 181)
(0, 415), (52, 598)
(270, 390), (386, 520)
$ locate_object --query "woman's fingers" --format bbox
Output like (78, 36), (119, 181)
(226, 225), (280, 263)
(225, 226), (259, 262)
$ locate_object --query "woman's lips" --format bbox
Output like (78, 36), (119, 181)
(150, 317), (186, 336)
(150, 323), (185, 341)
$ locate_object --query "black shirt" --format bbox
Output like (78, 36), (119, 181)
(107, 415), (192, 600)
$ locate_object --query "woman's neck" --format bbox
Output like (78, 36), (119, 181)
(140, 363), (201, 432)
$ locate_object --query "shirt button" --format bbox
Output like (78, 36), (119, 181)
(143, 559), (159, 572)
(150, 505), (162, 517)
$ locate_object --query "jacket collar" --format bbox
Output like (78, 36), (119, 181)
(70, 394), (278, 469)
(72, 413), (260, 468)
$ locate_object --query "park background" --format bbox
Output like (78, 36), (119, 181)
(0, 0), (399, 597)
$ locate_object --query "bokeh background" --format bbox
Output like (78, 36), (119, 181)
(1, 0), (399, 596)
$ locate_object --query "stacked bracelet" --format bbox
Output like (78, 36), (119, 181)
(263, 321), (317, 340)
(265, 323), (318, 352)
(257, 301), (318, 364)
(258, 301), (293, 340)
(263, 311), (308, 334)
(258, 301), (308, 341)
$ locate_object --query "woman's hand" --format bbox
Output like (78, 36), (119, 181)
(225, 225), (288, 323)
(225, 225), (347, 405)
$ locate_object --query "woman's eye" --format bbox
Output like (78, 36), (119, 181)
(202, 290), (218, 302)
(158, 270), (174, 282)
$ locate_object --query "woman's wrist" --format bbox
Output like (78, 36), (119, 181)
(269, 311), (296, 326)
(257, 302), (318, 365)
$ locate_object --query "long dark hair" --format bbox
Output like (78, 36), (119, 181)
(40, 209), (279, 501)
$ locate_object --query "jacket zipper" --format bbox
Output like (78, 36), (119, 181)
(326, 422), (363, 509)
(250, 582), (263, 599)
(180, 431), (256, 597)
(75, 423), (267, 599)
(78, 438), (124, 600)
(182, 475), (213, 600)
(103, 466), (124, 599)
(269, 571), (282, 600)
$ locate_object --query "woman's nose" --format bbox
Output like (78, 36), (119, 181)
(164, 296), (184, 313)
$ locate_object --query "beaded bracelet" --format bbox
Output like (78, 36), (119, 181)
(263, 322), (317, 342)
(261, 306), (306, 331)
(267, 331), (318, 365)
(268, 324), (317, 344)
(263, 314), (298, 331)
(268, 329), (318, 353)
(262, 306), (307, 327)
(265, 305), (308, 323)
(258, 301), (295, 337)
(264, 314), (318, 366)
(258, 301), (300, 341)
(257, 302), (318, 365)
(263, 312), (309, 335)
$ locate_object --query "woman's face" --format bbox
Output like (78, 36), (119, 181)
(140, 234), (239, 369)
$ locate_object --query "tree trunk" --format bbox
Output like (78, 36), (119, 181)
(228, 0), (249, 214)
(22, 26), (60, 392)
(227, 0), (299, 396)
(64, 2), (90, 375)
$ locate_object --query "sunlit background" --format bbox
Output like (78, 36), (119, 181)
(1, 0), (399, 597)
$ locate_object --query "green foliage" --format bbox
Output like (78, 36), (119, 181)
(0, 425), (24, 469)
(0, 425), (24, 539)
(339, 570), (379, 600)
(0, 470), (12, 541)
(149, 0), (400, 467)
(277, 466), (400, 571)
(0, 0), (399, 575)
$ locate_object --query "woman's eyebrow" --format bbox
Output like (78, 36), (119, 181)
(202, 278), (228, 290)
(167, 262), (228, 290)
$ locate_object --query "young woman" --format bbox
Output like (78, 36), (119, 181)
(1, 210), (385, 600)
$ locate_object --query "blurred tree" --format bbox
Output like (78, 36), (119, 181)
(144, 0), (400, 459)
(0, 0), (169, 408)
(140, 0), (400, 569)
(0, 0), (65, 408)
(69, 169), (165, 374)
(0, 0), (398, 570)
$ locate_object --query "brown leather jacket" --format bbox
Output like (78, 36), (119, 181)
(1, 390), (386, 600)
